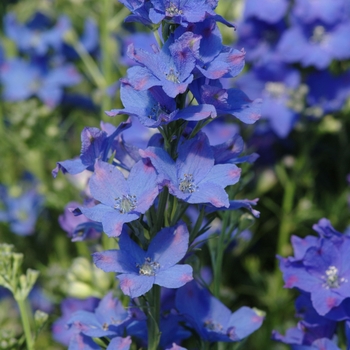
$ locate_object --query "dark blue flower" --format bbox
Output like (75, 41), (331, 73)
(159, 313), (191, 348)
(176, 280), (264, 342)
(236, 18), (287, 65)
(93, 222), (193, 298)
(306, 69), (350, 115)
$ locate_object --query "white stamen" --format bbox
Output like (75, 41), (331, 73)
(114, 194), (137, 214)
(137, 257), (160, 276)
(322, 265), (347, 289)
(166, 2), (183, 17)
(179, 174), (197, 193)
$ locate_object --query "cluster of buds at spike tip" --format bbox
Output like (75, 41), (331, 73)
(0, 243), (39, 301)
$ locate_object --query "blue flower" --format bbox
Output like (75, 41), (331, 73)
(106, 337), (132, 350)
(279, 223), (350, 316)
(292, 0), (347, 25)
(0, 182), (44, 236)
(0, 58), (81, 107)
(67, 292), (131, 338)
(176, 280), (264, 342)
(306, 69), (350, 115)
(159, 313), (191, 348)
(190, 80), (261, 124)
(4, 12), (70, 55)
(106, 83), (216, 127)
(52, 119), (132, 177)
(235, 62), (304, 138)
(210, 134), (259, 165)
(59, 201), (103, 242)
(52, 296), (100, 346)
(93, 222), (193, 298)
(195, 46), (245, 80)
(243, 0), (288, 24)
(74, 159), (159, 237)
(273, 328), (340, 349)
(149, 0), (217, 25)
(140, 132), (241, 207)
(174, 17), (224, 65)
(236, 18), (287, 65)
(277, 20), (350, 69)
(119, 32), (158, 67)
(119, 0), (234, 27)
(123, 32), (199, 98)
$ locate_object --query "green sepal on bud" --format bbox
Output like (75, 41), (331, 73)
(34, 310), (49, 337)
(238, 213), (256, 232)
(0, 244), (39, 300)
(16, 269), (40, 301)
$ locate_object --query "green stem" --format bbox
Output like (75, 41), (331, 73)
(156, 187), (168, 232)
(153, 28), (162, 48)
(201, 340), (211, 350)
(147, 285), (161, 350)
(101, 0), (114, 119)
(17, 298), (34, 350)
(276, 178), (295, 258)
(213, 211), (229, 298)
(170, 202), (189, 227)
(71, 34), (106, 90)
(107, 7), (130, 31)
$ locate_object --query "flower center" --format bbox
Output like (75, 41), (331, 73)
(265, 82), (287, 99)
(165, 68), (180, 84)
(166, 2), (183, 17)
(30, 32), (42, 48)
(322, 266), (347, 289)
(114, 194), (137, 214)
(137, 257), (160, 276)
(204, 319), (224, 333)
(179, 174), (197, 193)
(310, 26), (327, 44)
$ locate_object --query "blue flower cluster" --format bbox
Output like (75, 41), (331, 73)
(0, 12), (98, 108)
(274, 219), (350, 349)
(235, 0), (350, 138)
(52, 0), (264, 348)
(0, 174), (44, 236)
